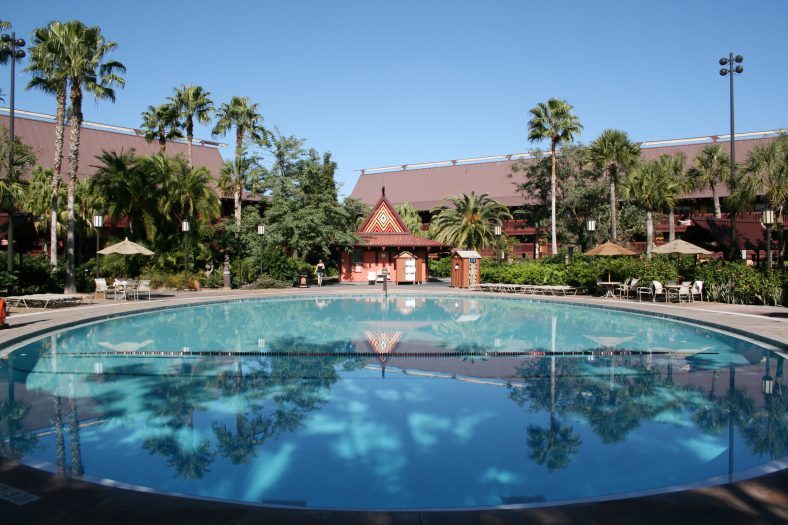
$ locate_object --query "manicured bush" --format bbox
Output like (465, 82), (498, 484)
(429, 257), (452, 277)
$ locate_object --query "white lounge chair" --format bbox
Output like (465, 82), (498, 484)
(134, 280), (151, 300)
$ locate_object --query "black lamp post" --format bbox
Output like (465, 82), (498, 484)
(93, 213), (103, 277)
(257, 222), (265, 276)
(763, 209), (774, 272)
(0, 31), (26, 271)
(719, 53), (744, 261)
(181, 219), (190, 285)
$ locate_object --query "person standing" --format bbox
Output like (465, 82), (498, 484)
(316, 260), (326, 286)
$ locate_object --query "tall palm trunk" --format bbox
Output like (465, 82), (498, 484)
(778, 205), (785, 268)
(711, 182), (721, 218)
(610, 178), (618, 242)
(186, 117), (194, 169)
(234, 127), (243, 225)
(550, 139), (558, 255)
(646, 210), (654, 258)
(50, 84), (67, 268)
(158, 135), (166, 153)
(65, 80), (82, 294)
(668, 206), (676, 242)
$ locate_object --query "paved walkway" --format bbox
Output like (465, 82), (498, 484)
(0, 284), (786, 524)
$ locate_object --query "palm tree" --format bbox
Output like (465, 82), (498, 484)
(396, 202), (424, 236)
(657, 153), (688, 242)
(91, 149), (159, 241)
(431, 192), (512, 250)
(738, 135), (788, 264)
(19, 166), (53, 246)
(218, 155), (263, 224)
(689, 144), (729, 219)
(622, 160), (678, 256)
(0, 129), (36, 270)
(212, 96), (267, 224)
(586, 129), (640, 242)
(161, 155), (221, 227)
(527, 98), (583, 255)
(59, 21), (125, 293)
(170, 85), (213, 168)
(140, 103), (182, 153)
(26, 21), (69, 268)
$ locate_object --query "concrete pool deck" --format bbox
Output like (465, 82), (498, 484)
(0, 284), (786, 524)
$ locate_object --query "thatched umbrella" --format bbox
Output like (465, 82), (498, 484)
(652, 239), (712, 281)
(97, 238), (154, 278)
(97, 238), (154, 256)
(583, 241), (638, 281)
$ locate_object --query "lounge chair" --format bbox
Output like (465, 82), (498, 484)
(622, 278), (640, 299)
(691, 280), (704, 302)
(638, 280), (666, 302)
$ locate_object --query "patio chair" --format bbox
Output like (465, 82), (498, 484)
(122, 279), (138, 300)
(135, 280), (151, 301)
(669, 281), (692, 303)
(615, 278), (631, 298)
(93, 278), (115, 302)
(691, 280), (704, 302)
(638, 281), (666, 302)
(625, 278), (640, 299)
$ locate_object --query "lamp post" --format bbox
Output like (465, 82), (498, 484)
(494, 221), (503, 263)
(92, 213), (103, 277)
(0, 32), (26, 271)
(181, 219), (190, 286)
(587, 218), (597, 249)
(719, 53), (744, 261)
(763, 209), (774, 272)
(257, 222), (265, 276)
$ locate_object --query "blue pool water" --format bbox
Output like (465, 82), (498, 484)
(1, 296), (786, 509)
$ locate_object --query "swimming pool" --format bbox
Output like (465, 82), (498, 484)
(1, 295), (785, 510)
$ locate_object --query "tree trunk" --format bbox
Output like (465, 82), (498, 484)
(158, 135), (166, 153)
(711, 183), (721, 218)
(646, 210), (654, 258)
(186, 117), (193, 169)
(779, 205), (785, 268)
(235, 127), (244, 225)
(51, 83), (67, 268)
(610, 178), (618, 242)
(668, 206), (675, 242)
(550, 139), (558, 255)
(65, 80), (82, 294)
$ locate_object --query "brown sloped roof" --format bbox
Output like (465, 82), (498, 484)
(0, 113), (225, 179)
(351, 136), (778, 210)
(355, 232), (447, 248)
(691, 217), (767, 251)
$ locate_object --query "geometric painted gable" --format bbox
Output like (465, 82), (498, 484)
(363, 330), (403, 364)
(360, 200), (407, 234)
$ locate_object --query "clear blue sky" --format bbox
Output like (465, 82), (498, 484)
(3, 0), (787, 197)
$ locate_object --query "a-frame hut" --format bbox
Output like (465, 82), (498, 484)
(340, 189), (448, 282)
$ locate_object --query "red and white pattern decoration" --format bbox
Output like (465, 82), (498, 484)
(360, 201), (407, 234)
(363, 330), (403, 363)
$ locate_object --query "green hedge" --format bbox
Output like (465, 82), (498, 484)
(468, 255), (784, 306)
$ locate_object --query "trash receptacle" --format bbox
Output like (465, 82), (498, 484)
(298, 274), (309, 288)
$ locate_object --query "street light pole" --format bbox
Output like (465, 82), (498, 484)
(257, 222), (265, 276)
(763, 209), (774, 273)
(181, 219), (190, 287)
(720, 53), (744, 261)
(93, 213), (103, 277)
(1, 32), (26, 271)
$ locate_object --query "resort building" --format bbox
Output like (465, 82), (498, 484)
(0, 108), (258, 251)
(350, 129), (787, 257)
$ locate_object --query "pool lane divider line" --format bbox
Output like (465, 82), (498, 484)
(67, 349), (716, 358)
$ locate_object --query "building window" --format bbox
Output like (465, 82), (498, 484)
(351, 250), (363, 265)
